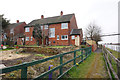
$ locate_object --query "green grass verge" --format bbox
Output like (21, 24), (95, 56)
(46, 46), (71, 48)
(63, 52), (108, 78)
(63, 52), (95, 78)
(107, 48), (120, 58)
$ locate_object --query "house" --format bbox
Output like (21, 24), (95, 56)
(4, 20), (26, 45)
(23, 11), (83, 46)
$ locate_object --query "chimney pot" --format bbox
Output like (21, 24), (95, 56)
(41, 15), (44, 19)
(60, 11), (63, 16)
(17, 20), (19, 23)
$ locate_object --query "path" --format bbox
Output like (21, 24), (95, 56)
(85, 48), (108, 78)
(66, 48), (109, 78)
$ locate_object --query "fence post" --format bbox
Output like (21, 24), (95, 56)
(21, 67), (27, 80)
(117, 58), (120, 79)
(81, 50), (83, 62)
(86, 49), (87, 57)
(73, 51), (76, 65)
(60, 55), (63, 75)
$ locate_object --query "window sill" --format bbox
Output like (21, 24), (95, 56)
(61, 39), (68, 40)
(61, 28), (68, 29)
(49, 37), (55, 38)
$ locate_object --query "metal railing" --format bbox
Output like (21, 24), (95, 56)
(0, 46), (92, 80)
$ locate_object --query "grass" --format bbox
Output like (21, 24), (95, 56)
(46, 46), (71, 48)
(107, 48), (120, 58)
(35, 54), (45, 57)
(64, 52), (108, 78)
(65, 52), (95, 78)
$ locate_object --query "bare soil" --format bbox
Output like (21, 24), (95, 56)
(1, 47), (75, 67)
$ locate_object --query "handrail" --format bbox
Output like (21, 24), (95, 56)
(102, 46), (120, 80)
(0, 46), (92, 80)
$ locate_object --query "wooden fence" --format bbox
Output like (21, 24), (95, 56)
(102, 46), (120, 80)
(0, 46), (92, 80)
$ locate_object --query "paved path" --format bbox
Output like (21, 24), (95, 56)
(94, 48), (102, 53)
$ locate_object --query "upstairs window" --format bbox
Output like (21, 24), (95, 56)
(49, 28), (55, 38)
(26, 37), (29, 41)
(25, 27), (30, 32)
(41, 26), (43, 30)
(10, 28), (14, 34)
(44, 25), (48, 29)
(61, 35), (68, 40)
(57, 35), (59, 40)
(61, 23), (68, 29)
(71, 35), (75, 39)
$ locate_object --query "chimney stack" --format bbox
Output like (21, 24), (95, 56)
(60, 11), (63, 16)
(41, 15), (44, 19)
(16, 20), (19, 23)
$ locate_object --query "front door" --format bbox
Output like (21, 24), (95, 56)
(75, 35), (80, 46)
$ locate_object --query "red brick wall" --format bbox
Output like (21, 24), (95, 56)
(70, 15), (78, 30)
(49, 23), (70, 46)
(24, 27), (37, 45)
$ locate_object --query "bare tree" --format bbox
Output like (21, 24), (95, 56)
(85, 23), (102, 45)
(32, 24), (49, 46)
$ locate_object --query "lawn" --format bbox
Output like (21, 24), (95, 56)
(64, 52), (108, 78)
(107, 48), (120, 58)
(107, 48), (119, 73)
(46, 46), (71, 48)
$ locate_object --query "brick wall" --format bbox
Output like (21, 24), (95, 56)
(25, 27), (37, 45)
(49, 23), (70, 46)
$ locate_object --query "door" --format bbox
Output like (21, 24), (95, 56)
(75, 35), (80, 46)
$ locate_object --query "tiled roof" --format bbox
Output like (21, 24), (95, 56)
(27, 14), (74, 26)
(70, 29), (82, 35)
(8, 22), (24, 29)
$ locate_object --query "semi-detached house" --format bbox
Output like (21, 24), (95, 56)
(22, 11), (83, 46)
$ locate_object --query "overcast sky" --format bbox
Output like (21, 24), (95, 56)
(0, 0), (119, 44)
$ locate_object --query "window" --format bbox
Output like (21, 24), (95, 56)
(61, 23), (68, 29)
(57, 35), (59, 40)
(10, 28), (14, 34)
(26, 37), (29, 41)
(41, 26), (43, 30)
(61, 35), (68, 40)
(44, 25), (48, 29)
(71, 35), (75, 39)
(25, 27), (29, 32)
(49, 28), (55, 38)
(31, 36), (33, 41)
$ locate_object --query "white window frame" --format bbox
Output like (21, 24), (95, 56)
(49, 28), (55, 38)
(61, 35), (68, 40)
(71, 35), (75, 39)
(57, 35), (59, 40)
(44, 25), (48, 29)
(61, 23), (68, 29)
(31, 36), (33, 41)
(25, 27), (30, 32)
(41, 26), (43, 30)
(10, 28), (14, 34)
(26, 37), (29, 41)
